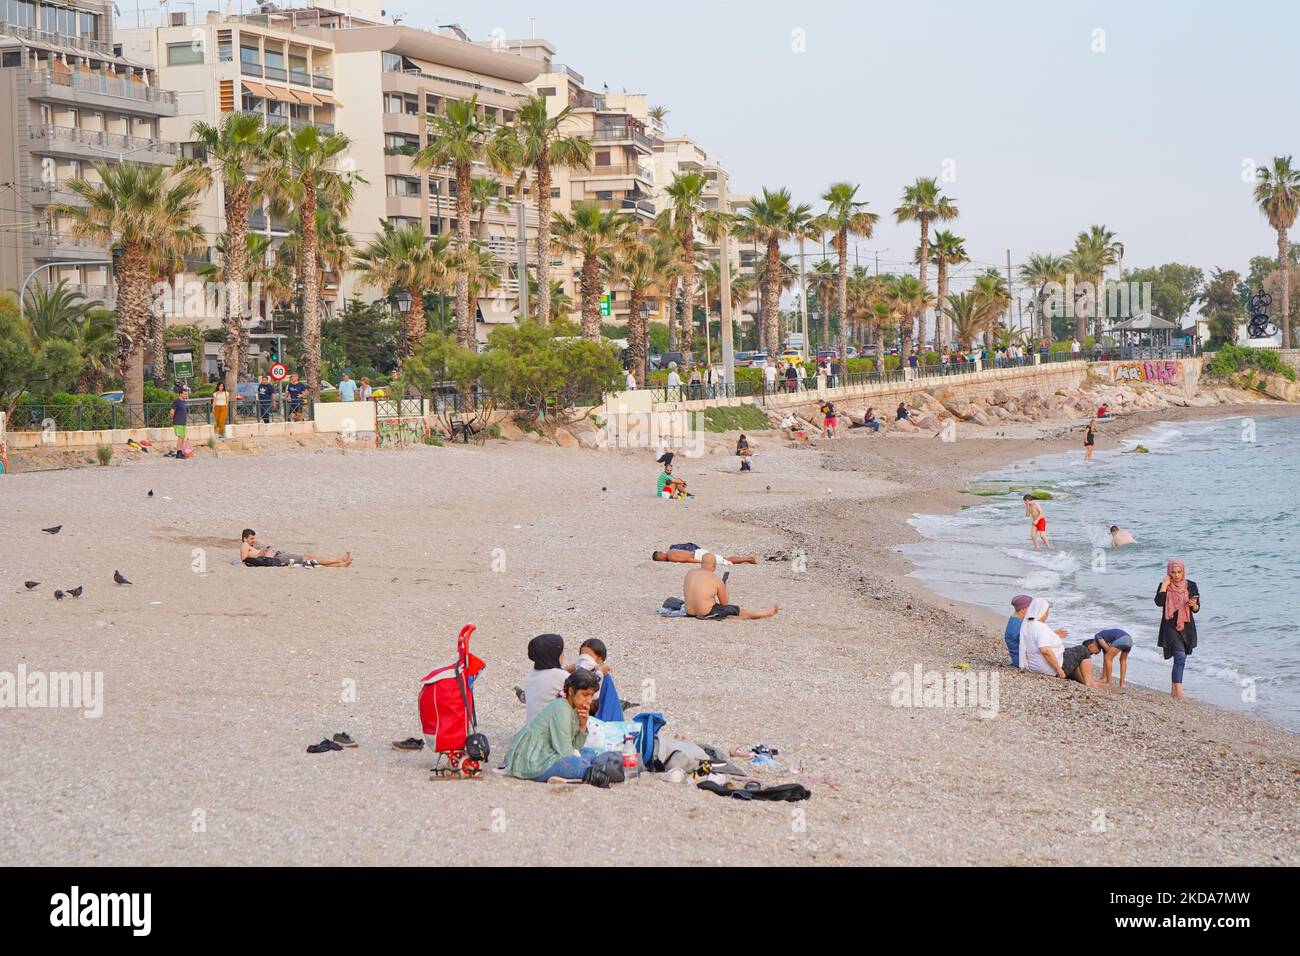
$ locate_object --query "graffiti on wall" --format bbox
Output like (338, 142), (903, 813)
(1111, 360), (1180, 384)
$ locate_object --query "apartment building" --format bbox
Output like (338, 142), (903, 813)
(310, 18), (542, 338)
(0, 0), (176, 307)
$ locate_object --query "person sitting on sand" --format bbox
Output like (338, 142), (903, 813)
(1061, 637), (1104, 686)
(861, 407), (880, 433)
(505, 670), (600, 782)
(570, 638), (609, 677)
(1094, 628), (1133, 687)
(1023, 495), (1051, 550)
(239, 529), (352, 568)
(737, 434), (753, 471)
(1004, 594), (1032, 666)
(658, 462), (689, 499)
(896, 402), (911, 422)
(1110, 525), (1136, 547)
(522, 633), (569, 721)
(652, 544), (757, 566)
(683, 553), (779, 621)
(1096, 403), (1110, 418)
(1018, 598), (1069, 677)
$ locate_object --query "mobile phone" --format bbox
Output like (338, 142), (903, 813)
(722, 571), (730, 583)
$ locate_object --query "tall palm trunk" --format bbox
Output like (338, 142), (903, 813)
(913, 219), (930, 356)
(936, 259), (950, 346)
(406, 285), (427, 359)
(1279, 229), (1292, 349)
(454, 161), (473, 349)
(874, 321), (885, 371)
(628, 288), (647, 385)
(299, 175), (322, 400)
(224, 184), (250, 403)
(666, 278), (678, 352)
(580, 253), (601, 339)
(835, 230), (849, 375)
(763, 238), (780, 353)
(680, 222), (695, 363)
(535, 158), (552, 322)
(150, 306), (167, 384)
(116, 244), (151, 416)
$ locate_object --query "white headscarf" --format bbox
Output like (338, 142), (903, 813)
(1018, 598), (1052, 668)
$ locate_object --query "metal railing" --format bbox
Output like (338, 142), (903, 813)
(3, 23), (114, 57)
(30, 123), (178, 156)
(30, 69), (177, 107)
(12, 399), (211, 432)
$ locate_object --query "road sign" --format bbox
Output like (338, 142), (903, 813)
(600, 293), (611, 317)
(269, 362), (287, 382)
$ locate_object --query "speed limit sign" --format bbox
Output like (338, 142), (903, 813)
(269, 362), (287, 382)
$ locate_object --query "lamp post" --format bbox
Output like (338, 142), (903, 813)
(716, 167), (736, 391)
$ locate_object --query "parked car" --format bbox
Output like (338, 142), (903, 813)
(657, 351), (684, 370)
(778, 350), (803, 366)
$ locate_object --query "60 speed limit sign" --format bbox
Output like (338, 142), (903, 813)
(269, 363), (287, 382)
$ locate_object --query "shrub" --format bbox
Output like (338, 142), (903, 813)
(1202, 344), (1296, 382)
(701, 404), (771, 433)
(95, 444), (113, 466)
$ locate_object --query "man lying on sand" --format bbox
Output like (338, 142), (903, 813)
(240, 528), (353, 568)
(1110, 525), (1136, 547)
(652, 543), (757, 566)
(683, 553), (778, 620)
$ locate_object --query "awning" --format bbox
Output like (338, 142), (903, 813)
(312, 91), (340, 108)
(283, 88), (319, 105)
(242, 80), (272, 99)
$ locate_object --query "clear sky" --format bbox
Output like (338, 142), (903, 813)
(130, 1), (1300, 297)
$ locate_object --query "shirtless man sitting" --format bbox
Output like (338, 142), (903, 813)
(240, 528), (353, 568)
(652, 543), (757, 565)
(683, 553), (778, 621)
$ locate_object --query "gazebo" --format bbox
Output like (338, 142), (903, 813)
(1106, 311), (1180, 356)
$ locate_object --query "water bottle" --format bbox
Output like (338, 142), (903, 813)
(621, 733), (641, 784)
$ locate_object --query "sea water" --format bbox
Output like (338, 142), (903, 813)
(902, 414), (1300, 731)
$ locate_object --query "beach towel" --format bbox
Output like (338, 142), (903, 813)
(657, 596), (686, 617)
(595, 672), (624, 722)
(632, 711), (666, 767)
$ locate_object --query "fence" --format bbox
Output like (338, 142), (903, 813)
(8, 396), (315, 432)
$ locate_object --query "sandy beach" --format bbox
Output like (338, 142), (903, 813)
(2, 405), (1298, 866)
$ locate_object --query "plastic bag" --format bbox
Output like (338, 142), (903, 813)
(585, 717), (640, 753)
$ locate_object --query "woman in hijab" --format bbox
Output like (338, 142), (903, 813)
(1018, 598), (1069, 677)
(1156, 558), (1200, 699)
(523, 634), (568, 721)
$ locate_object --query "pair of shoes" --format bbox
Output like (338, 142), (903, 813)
(307, 738), (344, 754)
(392, 737), (424, 752)
(332, 732), (358, 748)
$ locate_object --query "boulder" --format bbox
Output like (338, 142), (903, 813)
(969, 409), (993, 427)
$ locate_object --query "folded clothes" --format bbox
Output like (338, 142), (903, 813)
(656, 606), (687, 617)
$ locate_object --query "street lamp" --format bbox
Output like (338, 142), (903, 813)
(393, 290), (412, 314)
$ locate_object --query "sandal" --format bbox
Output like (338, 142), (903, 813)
(306, 740), (333, 754)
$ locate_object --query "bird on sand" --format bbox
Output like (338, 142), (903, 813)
(113, 571), (131, 585)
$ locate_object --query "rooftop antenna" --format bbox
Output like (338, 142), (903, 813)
(529, 16), (535, 38)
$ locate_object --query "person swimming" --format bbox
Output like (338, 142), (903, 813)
(1110, 525), (1136, 546)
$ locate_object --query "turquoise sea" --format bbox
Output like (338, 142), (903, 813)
(902, 414), (1300, 731)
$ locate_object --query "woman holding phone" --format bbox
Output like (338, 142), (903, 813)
(1156, 558), (1200, 699)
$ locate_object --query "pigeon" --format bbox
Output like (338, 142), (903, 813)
(54, 590), (65, 600)
(67, 586), (83, 598)
(41, 525), (62, 534)
(148, 489), (154, 498)
(113, 571), (131, 585)
(24, 581), (39, 590)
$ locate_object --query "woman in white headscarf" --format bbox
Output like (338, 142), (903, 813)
(1018, 598), (1069, 677)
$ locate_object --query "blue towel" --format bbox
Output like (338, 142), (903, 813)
(595, 672), (623, 722)
(632, 711), (666, 767)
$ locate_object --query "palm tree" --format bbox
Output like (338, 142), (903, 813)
(413, 95), (512, 350)
(67, 307), (118, 394)
(972, 269), (1011, 345)
(805, 259), (838, 346)
(1254, 156), (1300, 348)
(497, 93), (591, 324)
(1019, 252), (1070, 342)
(469, 175), (509, 240)
(789, 205), (821, 353)
(647, 105), (670, 130)
(552, 201), (636, 340)
(180, 112), (279, 395)
(261, 126), (357, 398)
(821, 182), (879, 370)
(453, 243), (503, 326)
(51, 163), (205, 409)
(894, 177), (957, 357)
(734, 187), (809, 352)
(889, 274), (934, 358)
(526, 272), (573, 322)
(926, 230), (968, 347)
(1069, 225), (1122, 340)
(22, 279), (99, 339)
(664, 171), (710, 359)
(606, 236), (675, 384)
(354, 222), (454, 360)
(944, 291), (983, 351)
(749, 249), (798, 350)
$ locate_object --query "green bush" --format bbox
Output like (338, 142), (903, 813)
(701, 404), (771, 433)
(1203, 344), (1296, 382)
(95, 443), (113, 466)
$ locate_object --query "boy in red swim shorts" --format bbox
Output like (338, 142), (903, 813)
(1023, 494), (1052, 550)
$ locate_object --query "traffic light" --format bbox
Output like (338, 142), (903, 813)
(600, 293), (611, 317)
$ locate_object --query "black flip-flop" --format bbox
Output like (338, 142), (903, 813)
(306, 740), (332, 754)
(332, 733), (358, 748)
(324, 739), (343, 751)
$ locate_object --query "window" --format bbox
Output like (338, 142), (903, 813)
(7, 0), (33, 28)
(537, 87), (556, 97)
(595, 191), (613, 201)
(388, 216), (421, 230)
(239, 42), (260, 70)
(1, 49), (20, 67)
(595, 151), (610, 166)
(166, 42), (204, 66)
(79, 11), (95, 39)
(384, 93), (404, 114)
(386, 176), (420, 198)
(382, 51), (401, 73)
(550, 187), (561, 198)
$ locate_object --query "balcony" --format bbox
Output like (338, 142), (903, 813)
(27, 181), (88, 208)
(592, 126), (652, 150)
(1, 22), (113, 57)
(312, 74), (334, 91)
(30, 231), (110, 261)
(28, 69), (178, 116)
(29, 124), (178, 164)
